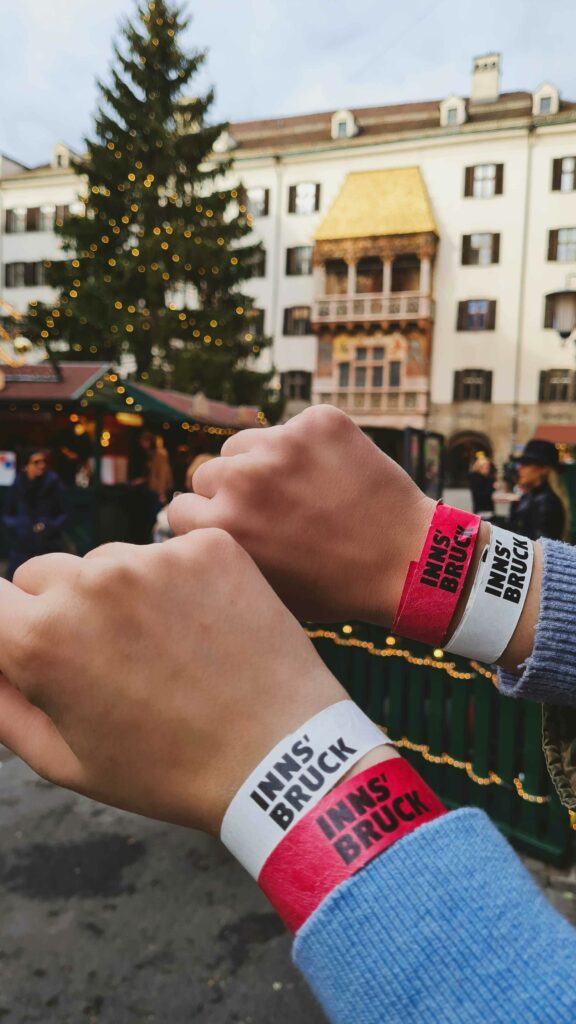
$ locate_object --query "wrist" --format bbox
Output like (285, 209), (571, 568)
(365, 494), (435, 626)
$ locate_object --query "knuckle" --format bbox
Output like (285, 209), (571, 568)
(195, 526), (240, 562)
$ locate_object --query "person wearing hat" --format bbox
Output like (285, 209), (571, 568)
(509, 438), (568, 541)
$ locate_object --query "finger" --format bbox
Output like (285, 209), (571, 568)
(0, 673), (83, 789)
(189, 456), (226, 497)
(167, 493), (215, 535)
(220, 424), (283, 457)
(12, 552), (81, 595)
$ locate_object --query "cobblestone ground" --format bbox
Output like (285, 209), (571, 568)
(0, 752), (326, 1024)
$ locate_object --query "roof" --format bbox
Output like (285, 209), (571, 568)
(229, 91), (576, 153)
(0, 362), (262, 429)
(314, 168), (437, 241)
(534, 424), (576, 445)
(0, 362), (109, 401)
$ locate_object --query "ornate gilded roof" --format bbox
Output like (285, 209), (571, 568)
(314, 167), (437, 241)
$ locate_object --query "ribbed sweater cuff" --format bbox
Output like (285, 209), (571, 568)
(293, 808), (576, 1024)
(498, 539), (576, 704)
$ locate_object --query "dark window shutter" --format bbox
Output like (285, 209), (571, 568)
(494, 164), (504, 195)
(5, 210), (12, 233)
(571, 371), (576, 403)
(283, 308), (291, 333)
(26, 207), (39, 231)
(461, 235), (471, 264)
(453, 370), (463, 401)
(551, 159), (562, 191)
(314, 184), (321, 211)
(263, 189), (270, 216)
(492, 233), (500, 263)
(464, 166), (474, 197)
(544, 295), (554, 328)
(456, 301), (467, 330)
(288, 186), (296, 213)
(484, 370), (493, 402)
(539, 370), (548, 402)
(548, 229), (558, 261)
(4, 264), (11, 287)
(487, 301), (497, 330)
(24, 263), (34, 286)
(285, 249), (291, 274)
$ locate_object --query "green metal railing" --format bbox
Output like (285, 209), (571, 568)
(310, 623), (572, 865)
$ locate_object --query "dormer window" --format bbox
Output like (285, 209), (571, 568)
(532, 82), (559, 116)
(331, 109), (358, 141)
(439, 96), (466, 128)
(51, 144), (71, 170)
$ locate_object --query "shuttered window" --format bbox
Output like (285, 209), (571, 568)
(288, 183), (321, 214)
(464, 164), (504, 198)
(453, 369), (493, 402)
(549, 228), (576, 262)
(246, 187), (269, 217)
(461, 233), (500, 265)
(285, 246), (313, 275)
(552, 157), (576, 192)
(538, 369), (574, 402)
(283, 306), (311, 335)
(456, 300), (497, 331)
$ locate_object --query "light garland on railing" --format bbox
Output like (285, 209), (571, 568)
(306, 627), (551, 806)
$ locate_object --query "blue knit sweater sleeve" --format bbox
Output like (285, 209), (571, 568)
(498, 539), (576, 703)
(293, 538), (576, 1022)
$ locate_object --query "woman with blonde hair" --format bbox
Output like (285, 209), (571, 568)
(509, 438), (568, 541)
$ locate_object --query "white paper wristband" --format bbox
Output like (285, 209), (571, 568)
(445, 525), (534, 664)
(220, 701), (389, 878)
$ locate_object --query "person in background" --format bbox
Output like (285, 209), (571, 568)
(509, 438), (569, 541)
(149, 435), (173, 507)
(468, 452), (496, 518)
(2, 448), (67, 580)
(129, 431), (172, 543)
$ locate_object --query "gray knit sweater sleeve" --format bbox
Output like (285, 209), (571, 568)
(498, 539), (576, 704)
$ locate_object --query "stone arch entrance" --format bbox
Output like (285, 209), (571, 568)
(447, 431), (493, 487)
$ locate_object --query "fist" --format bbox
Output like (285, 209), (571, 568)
(0, 531), (345, 834)
(169, 406), (433, 624)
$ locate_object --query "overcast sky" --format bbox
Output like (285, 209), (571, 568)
(2, 0), (576, 167)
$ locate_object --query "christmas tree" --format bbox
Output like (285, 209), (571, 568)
(26, 0), (278, 411)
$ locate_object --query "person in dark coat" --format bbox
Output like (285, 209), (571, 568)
(2, 449), (68, 581)
(509, 438), (567, 541)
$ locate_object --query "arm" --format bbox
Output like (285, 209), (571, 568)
(0, 538), (574, 1023)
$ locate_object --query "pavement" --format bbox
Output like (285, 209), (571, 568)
(0, 750), (326, 1024)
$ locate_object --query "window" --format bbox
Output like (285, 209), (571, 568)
(355, 347), (367, 361)
(456, 299), (497, 331)
(552, 157), (576, 192)
(246, 187), (269, 218)
(372, 366), (384, 388)
(548, 228), (576, 262)
(285, 245), (313, 276)
(288, 182), (321, 215)
(357, 256), (383, 293)
(461, 233), (500, 266)
(453, 369), (493, 402)
(249, 248), (267, 277)
(281, 371), (311, 401)
(55, 205), (69, 226)
(539, 96), (552, 115)
(372, 346), (384, 361)
(336, 120), (348, 138)
(539, 369), (574, 403)
(283, 306), (311, 335)
(39, 204), (55, 231)
(405, 393), (417, 408)
(446, 107), (459, 126)
(354, 367), (366, 388)
(389, 361), (401, 388)
(464, 164), (504, 198)
(338, 363), (350, 387)
(5, 208), (26, 233)
(5, 262), (26, 287)
(246, 307), (265, 335)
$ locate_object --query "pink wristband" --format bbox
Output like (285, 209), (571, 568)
(259, 758), (446, 933)
(392, 503), (480, 645)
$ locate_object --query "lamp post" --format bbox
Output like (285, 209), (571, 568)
(546, 287), (576, 345)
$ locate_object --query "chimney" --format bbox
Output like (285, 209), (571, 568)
(470, 53), (501, 104)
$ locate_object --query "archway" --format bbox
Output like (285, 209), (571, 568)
(446, 431), (493, 487)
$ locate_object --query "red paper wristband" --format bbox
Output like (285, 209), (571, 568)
(259, 757), (446, 933)
(392, 503), (480, 646)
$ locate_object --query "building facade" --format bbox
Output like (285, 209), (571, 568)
(2, 54), (576, 476)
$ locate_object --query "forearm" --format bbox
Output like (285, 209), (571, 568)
(294, 808), (576, 1024)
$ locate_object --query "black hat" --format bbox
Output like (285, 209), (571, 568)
(518, 438), (560, 468)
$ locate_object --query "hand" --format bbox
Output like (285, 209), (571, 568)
(0, 531), (352, 835)
(168, 406), (434, 625)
